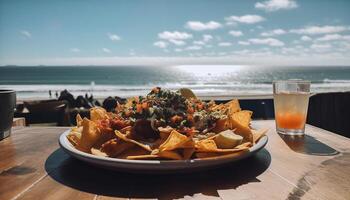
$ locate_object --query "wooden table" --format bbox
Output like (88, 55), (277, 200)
(1, 120), (349, 200)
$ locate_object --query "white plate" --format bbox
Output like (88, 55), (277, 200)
(59, 130), (268, 173)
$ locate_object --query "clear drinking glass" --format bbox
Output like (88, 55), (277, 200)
(273, 80), (310, 136)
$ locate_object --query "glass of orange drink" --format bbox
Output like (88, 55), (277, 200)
(273, 80), (310, 136)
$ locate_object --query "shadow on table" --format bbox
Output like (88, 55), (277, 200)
(278, 133), (339, 156)
(45, 148), (271, 200)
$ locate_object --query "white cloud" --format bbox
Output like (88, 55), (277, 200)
(203, 34), (213, 42)
(248, 38), (285, 46)
(193, 41), (206, 45)
(169, 39), (186, 46)
(153, 41), (168, 48)
(260, 29), (286, 36)
(102, 48), (111, 53)
(255, 0), (298, 12)
(311, 43), (332, 51)
(108, 33), (121, 41)
(315, 34), (350, 42)
(301, 35), (312, 41)
(290, 25), (349, 35)
(218, 42), (232, 47)
(70, 48), (80, 53)
(158, 31), (193, 40)
(186, 45), (202, 50)
(228, 30), (243, 37)
(185, 21), (222, 31)
(238, 41), (250, 46)
(20, 30), (31, 38)
(225, 15), (265, 25)
(175, 48), (183, 52)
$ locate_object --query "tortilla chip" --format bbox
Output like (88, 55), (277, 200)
(159, 130), (189, 151)
(196, 150), (248, 159)
(114, 130), (152, 151)
(158, 150), (182, 160)
(195, 139), (218, 152)
(118, 146), (150, 159)
(227, 113), (253, 143)
(226, 99), (241, 114)
(158, 126), (173, 139)
(100, 138), (135, 157)
(75, 118), (101, 153)
(195, 152), (220, 158)
(210, 103), (226, 112)
(232, 110), (252, 127)
(195, 139), (250, 153)
(236, 142), (253, 149)
(252, 128), (268, 144)
(76, 114), (83, 127)
(90, 107), (109, 122)
(93, 131), (116, 149)
(67, 126), (83, 146)
(67, 133), (80, 146)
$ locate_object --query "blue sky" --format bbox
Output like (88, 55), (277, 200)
(0, 0), (350, 66)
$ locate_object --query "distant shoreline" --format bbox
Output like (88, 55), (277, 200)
(16, 91), (346, 103)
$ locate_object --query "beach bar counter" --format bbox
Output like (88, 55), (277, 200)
(1, 120), (349, 200)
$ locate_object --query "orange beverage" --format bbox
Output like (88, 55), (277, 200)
(273, 80), (310, 135)
(276, 112), (306, 130)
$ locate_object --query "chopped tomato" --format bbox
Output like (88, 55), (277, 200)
(187, 106), (194, 114)
(171, 115), (183, 124)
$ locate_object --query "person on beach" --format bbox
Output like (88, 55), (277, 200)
(49, 90), (52, 98)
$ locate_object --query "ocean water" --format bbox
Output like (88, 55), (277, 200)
(0, 65), (350, 99)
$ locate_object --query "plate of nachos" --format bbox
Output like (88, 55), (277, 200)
(59, 87), (268, 172)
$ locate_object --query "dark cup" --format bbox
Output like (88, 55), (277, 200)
(0, 90), (16, 140)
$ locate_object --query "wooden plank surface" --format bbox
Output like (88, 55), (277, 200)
(0, 120), (349, 200)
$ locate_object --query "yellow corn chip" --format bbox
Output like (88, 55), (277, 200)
(100, 138), (135, 157)
(195, 139), (218, 152)
(76, 118), (101, 153)
(76, 114), (83, 127)
(118, 146), (149, 159)
(179, 139), (195, 148)
(159, 130), (188, 151)
(196, 150), (248, 159)
(158, 150), (182, 160)
(158, 126), (174, 139)
(90, 107), (109, 122)
(227, 112), (254, 143)
(195, 139), (250, 153)
(114, 130), (152, 151)
(232, 110), (252, 127)
(226, 99), (241, 114)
